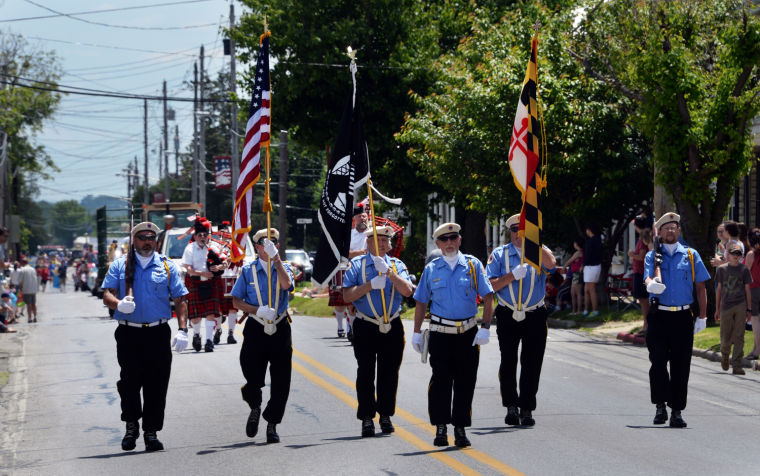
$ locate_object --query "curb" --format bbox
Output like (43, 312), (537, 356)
(615, 333), (757, 370)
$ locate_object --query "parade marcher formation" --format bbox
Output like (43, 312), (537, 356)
(412, 223), (494, 448)
(231, 228), (295, 444)
(644, 212), (710, 428)
(486, 214), (557, 427)
(342, 225), (414, 437)
(102, 222), (189, 452)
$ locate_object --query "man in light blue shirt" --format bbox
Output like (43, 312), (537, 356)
(487, 213), (556, 427)
(343, 225), (414, 437)
(102, 221), (189, 453)
(643, 212), (709, 429)
(412, 222), (494, 448)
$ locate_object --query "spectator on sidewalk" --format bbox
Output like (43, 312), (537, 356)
(712, 221), (743, 267)
(715, 242), (752, 375)
(628, 216), (653, 335)
(18, 257), (39, 323)
(563, 237), (584, 315)
(582, 224), (602, 318)
(0, 227), (8, 273)
(744, 228), (760, 360)
(1, 292), (17, 333)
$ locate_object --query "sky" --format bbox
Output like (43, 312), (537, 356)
(1, 0), (244, 204)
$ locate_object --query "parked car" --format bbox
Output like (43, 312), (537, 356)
(285, 249), (313, 282)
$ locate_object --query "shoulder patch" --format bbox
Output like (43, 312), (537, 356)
(487, 253), (494, 264)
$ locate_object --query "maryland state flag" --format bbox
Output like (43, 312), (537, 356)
(508, 34), (545, 271)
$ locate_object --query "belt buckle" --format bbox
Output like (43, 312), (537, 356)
(669, 306), (677, 312)
(142, 322), (150, 328)
(455, 320), (462, 327)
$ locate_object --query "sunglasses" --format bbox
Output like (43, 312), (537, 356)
(195, 232), (208, 237)
(135, 234), (156, 241)
(728, 250), (743, 256)
(257, 239), (278, 245)
(509, 225), (520, 233)
(437, 233), (459, 242)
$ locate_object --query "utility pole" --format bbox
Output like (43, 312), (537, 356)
(278, 130), (288, 254)
(192, 62), (198, 203)
(143, 99), (149, 205)
(174, 125), (180, 177)
(199, 45), (207, 210)
(163, 79), (170, 203)
(229, 3), (240, 194)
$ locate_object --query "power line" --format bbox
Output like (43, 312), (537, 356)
(28, 35), (210, 58)
(22, 0), (218, 31)
(2, 0), (213, 23)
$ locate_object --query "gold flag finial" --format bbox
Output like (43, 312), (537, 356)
(346, 45), (358, 61)
(532, 20), (542, 34)
(264, 15), (268, 32)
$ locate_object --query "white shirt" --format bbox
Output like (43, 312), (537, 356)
(19, 265), (38, 294)
(182, 242), (208, 272)
(350, 229), (367, 252)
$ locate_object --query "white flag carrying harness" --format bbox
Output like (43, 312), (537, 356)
(355, 255), (399, 334)
(249, 259), (286, 335)
(496, 248), (544, 322)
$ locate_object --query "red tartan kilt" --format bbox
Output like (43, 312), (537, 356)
(328, 270), (351, 307)
(185, 276), (224, 318)
(221, 296), (236, 314)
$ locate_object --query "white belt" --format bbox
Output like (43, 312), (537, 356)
(429, 316), (477, 335)
(498, 299), (545, 312)
(118, 318), (169, 328)
(658, 304), (690, 312)
(430, 315), (477, 326)
(355, 309), (401, 326)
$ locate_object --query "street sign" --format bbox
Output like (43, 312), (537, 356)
(296, 218), (313, 224)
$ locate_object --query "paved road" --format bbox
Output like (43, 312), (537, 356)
(2, 289), (760, 475)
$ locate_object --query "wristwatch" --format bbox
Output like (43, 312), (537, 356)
(481, 321), (491, 329)
(178, 327), (188, 333)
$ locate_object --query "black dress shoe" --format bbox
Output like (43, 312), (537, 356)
(519, 409), (535, 427)
(653, 403), (668, 425)
(337, 330), (345, 338)
(669, 410), (687, 428)
(246, 406), (261, 438)
(204, 339), (214, 352)
(227, 332), (237, 344)
(379, 415), (394, 434)
(453, 426), (470, 448)
(433, 424), (449, 447)
(361, 418), (375, 437)
(213, 328), (222, 344)
(266, 423), (280, 443)
(143, 431), (164, 452)
(121, 421), (139, 451)
(192, 334), (201, 352)
(505, 406), (520, 426)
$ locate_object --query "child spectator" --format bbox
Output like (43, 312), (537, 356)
(715, 242), (752, 375)
(1, 292), (17, 333)
(563, 237), (584, 315)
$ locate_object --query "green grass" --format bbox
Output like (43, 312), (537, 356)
(693, 325), (756, 353)
(0, 371), (8, 388)
(549, 308), (644, 324)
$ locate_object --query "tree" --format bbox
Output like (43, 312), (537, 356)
(397, 2), (652, 263)
(570, 0), (760, 272)
(51, 200), (89, 247)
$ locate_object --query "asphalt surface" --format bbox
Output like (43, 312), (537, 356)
(2, 288), (760, 475)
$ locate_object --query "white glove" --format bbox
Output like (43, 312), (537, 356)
(694, 317), (707, 334)
(117, 296), (136, 314)
(255, 306), (276, 321)
(372, 255), (389, 274)
(370, 275), (387, 289)
(262, 239), (278, 259)
(172, 330), (188, 353)
(511, 263), (529, 280)
(472, 327), (490, 346)
(412, 332), (424, 353)
(646, 277), (666, 295)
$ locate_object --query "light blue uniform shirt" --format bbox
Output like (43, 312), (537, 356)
(413, 253), (493, 320)
(102, 253), (188, 323)
(644, 243), (710, 306)
(231, 258), (294, 315)
(486, 243), (555, 307)
(343, 253), (410, 317)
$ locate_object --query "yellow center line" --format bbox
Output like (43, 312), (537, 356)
(293, 348), (524, 476)
(292, 361), (481, 476)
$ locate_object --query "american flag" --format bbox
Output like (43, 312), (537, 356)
(231, 33), (270, 263)
(214, 155), (232, 189)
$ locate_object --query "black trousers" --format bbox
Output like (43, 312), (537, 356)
(240, 317), (292, 424)
(646, 309), (693, 411)
(115, 323), (172, 432)
(351, 316), (405, 420)
(427, 325), (479, 427)
(495, 305), (548, 411)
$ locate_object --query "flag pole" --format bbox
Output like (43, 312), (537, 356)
(348, 47), (388, 325)
(261, 19), (273, 308)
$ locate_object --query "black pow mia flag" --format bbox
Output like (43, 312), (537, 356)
(312, 96), (370, 287)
